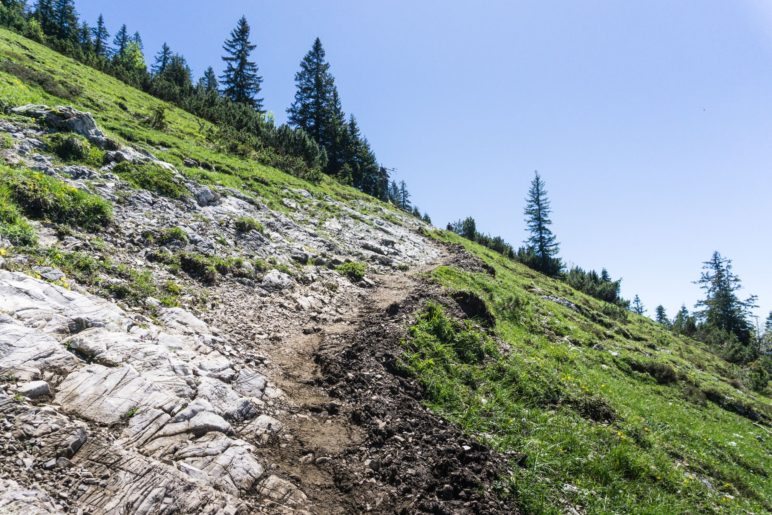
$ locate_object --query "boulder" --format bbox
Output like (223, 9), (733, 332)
(11, 105), (107, 146)
(16, 380), (50, 399)
(261, 270), (294, 291)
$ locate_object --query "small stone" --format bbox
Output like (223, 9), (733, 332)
(17, 380), (51, 399)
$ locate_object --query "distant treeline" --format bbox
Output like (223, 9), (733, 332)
(0, 0), (429, 219)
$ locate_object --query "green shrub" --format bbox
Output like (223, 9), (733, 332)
(178, 252), (218, 285)
(336, 261), (366, 282)
(234, 216), (264, 234)
(0, 195), (36, 246)
(45, 133), (90, 161)
(112, 161), (189, 200)
(0, 167), (112, 230)
(0, 133), (12, 149)
(157, 226), (188, 245)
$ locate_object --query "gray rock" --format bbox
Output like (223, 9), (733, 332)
(194, 187), (220, 207)
(31, 266), (65, 282)
(261, 270), (294, 291)
(16, 380), (50, 399)
(12, 105), (106, 146)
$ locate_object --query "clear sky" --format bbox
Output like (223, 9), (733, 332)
(74, 0), (771, 325)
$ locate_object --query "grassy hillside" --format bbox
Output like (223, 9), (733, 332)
(0, 28), (391, 218)
(405, 230), (771, 513)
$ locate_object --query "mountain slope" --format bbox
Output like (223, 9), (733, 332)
(0, 28), (769, 514)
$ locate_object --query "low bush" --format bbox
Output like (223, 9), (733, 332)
(234, 216), (264, 234)
(335, 261), (366, 282)
(0, 194), (36, 246)
(157, 226), (188, 245)
(112, 161), (189, 200)
(0, 167), (111, 230)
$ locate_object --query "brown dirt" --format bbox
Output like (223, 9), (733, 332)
(208, 247), (514, 513)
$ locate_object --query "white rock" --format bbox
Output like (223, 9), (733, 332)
(17, 380), (50, 399)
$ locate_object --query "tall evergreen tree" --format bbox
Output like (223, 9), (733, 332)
(152, 42), (172, 75)
(131, 31), (142, 49)
(655, 305), (670, 326)
(388, 180), (400, 206)
(672, 305), (697, 337)
(199, 66), (219, 93)
(34, 0), (55, 35)
(220, 16), (262, 109)
(52, 0), (76, 41)
(631, 295), (646, 315)
(78, 21), (92, 52)
(92, 14), (108, 58)
(523, 171), (561, 275)
(398, 181), (411, 211)
(112, 23), (128, 57)
(287, 37), (347, 174)
(695, 251), (757, 344)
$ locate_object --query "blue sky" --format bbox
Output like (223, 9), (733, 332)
(74, 0), (771, 325)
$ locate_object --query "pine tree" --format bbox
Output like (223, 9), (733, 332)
(422, 212), (432, 224)
(78, 21), (92, 52)
(398, 181), (411, 211)
(131, 31), (143, 50)
(631, 295), (645, 315)
(152, 42), (172, 75)
(34, 0), (55, 35)
(523, 171), (561, 275)
(695, 251), (757, 344)
(655, 305), (670, 326)
(112, 24), (128, 57)
(52, 0), (77, 41)
(220, 16), (262, 109)
(672, 305), (697, 336)
(92, 14), (108, 58)
(287, 38), (347, 174)
(388, 180), (400, 205)
(199, 66), (219, 93)
(161, 54), (191, 89)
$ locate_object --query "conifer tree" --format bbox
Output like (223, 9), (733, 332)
(523, 171), (561, 275)
(199, 66), (219, 93)
(131, 31), (143, 50)
(398, 180), (411, 211)
(112, 23), (128, 57)
(78, 21), (92, 52)
(422, 212), (432, 224)
(52, 0), (76, 41)
(220, 16), (262, 109)
(672, 305), (697, 336)
(288, 37), (347, 173)
(152, 42), (172, 75)
(34, 0), (55, 35)
(388, 180), (400, 205)
(92, 14), (108, 57)
(655, 305), (670, 326)
(695, 251), (757, 344)
(631, 295), (645, 315)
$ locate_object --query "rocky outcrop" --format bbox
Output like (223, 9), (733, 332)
(11, 105), (108, 147)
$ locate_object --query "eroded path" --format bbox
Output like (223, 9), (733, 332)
(206, 248), (510, 514)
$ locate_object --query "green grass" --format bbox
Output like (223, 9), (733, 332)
(234, 216), (265, 235)
(112, 161), (189, 200)
(404, 229), (772, 513)
(0, 164), (111, 231)
(0, 28), (407, 220)
(43, 132), (104, 166)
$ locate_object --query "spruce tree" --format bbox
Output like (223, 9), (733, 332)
(398, 181), (411, 211)
(131, 31), (143, 50)
(523, 171), (561, 275)
(631, 295), (645, 315)
(288, 37), (347, 174)
(220, 16), (262, 109)
(695, 251), (757, 344)
(112, 24), (128, 57)
(152, 42), (172, 75)
(388, 180), (400, 205)
(92, 14), (109, 58)
(672, 305), (697, 336)
(655, 305), (670, 326)
(199, 66), (219, 93)
(34, 0), (55, 35)
(52, 0), (77, 41)
(78, 21), (92, 53)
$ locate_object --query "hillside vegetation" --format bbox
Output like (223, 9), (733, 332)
(405, 230), (771, 513)
(0, 25), (770, 515)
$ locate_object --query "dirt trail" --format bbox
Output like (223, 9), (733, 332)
(207, 248), (511, 514)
